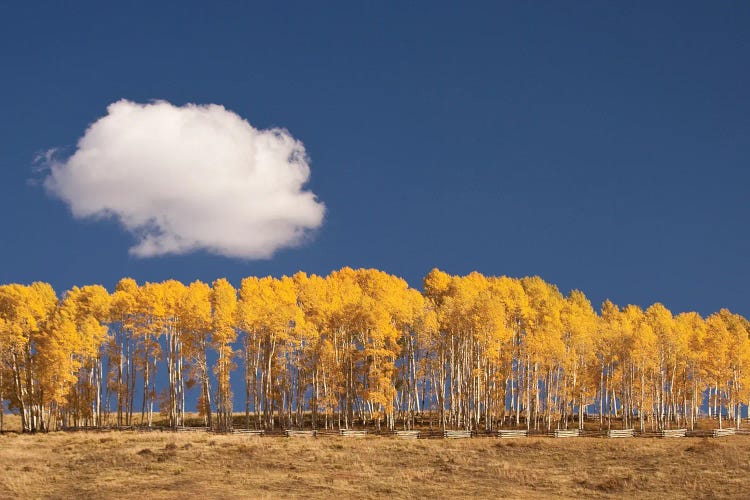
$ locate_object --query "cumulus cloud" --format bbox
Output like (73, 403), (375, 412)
(43, 100), (326, 259)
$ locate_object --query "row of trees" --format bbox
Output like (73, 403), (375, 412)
(1, 268), (748, 433)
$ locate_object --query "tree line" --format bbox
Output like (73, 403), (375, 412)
(0, 268), (748, 433)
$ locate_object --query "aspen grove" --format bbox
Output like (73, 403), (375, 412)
(1, 268), (748, 434)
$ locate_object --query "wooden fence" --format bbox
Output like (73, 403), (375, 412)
(340, 429), (368, 438)
(497, 430), (528, 438)
(607, 429), (635, 438)
(444, 430), (472, 439)
(176, 426), (209, 433)
(285, 430), (317, 438)
(660, 429), (687, 438)
(712, 428), (735, 438)
(232, 429), (265, 436)
(394, 430), (420, 439)
(553, 429), (580, 438)
(54, 424), (750, 441)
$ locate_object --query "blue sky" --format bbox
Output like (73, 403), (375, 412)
(1, 1), (748, 317)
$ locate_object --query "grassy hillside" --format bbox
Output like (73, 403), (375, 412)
(1, 429), (749, 498)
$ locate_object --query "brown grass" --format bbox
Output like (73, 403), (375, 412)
(1, 429), (749, 499)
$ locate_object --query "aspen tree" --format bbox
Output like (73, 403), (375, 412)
(325, 268), (366, 428)
(675, 312), (706, 430)
(395, 284), (427, 430)
(560, 290), (597, 430)
(491, 276), (530, 427)
(135, 283), (164, 426)
(181, 280), (213, 427)
(422, 269), (452, 430)
(211, 278), (237, 431)
(704, 313), (731, 427)
(0, 316), (7, 432)
(355, 269), (417, 430)
(48, 285), (111, 428)
(0, 283), (57, 432)
(292, 272), (330, 429)
(109, 279), (138, 426)
(717, 310), (750, 428)
(521, 277), (565, 431)
(646, 303), (683, 429)
(627, 306), (657, 431)
(155, 280), (188, 428)
(596, 301), (622, 429)
(237, 276), (261, 428)
(471, 278), (513, 430)
(238, 275), (304, 429)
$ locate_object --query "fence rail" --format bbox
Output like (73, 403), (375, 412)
(712, 428), (735, 438)
(394, 430), (420, 439)
(607, 429), (635, 438)
(232, 429), (265, 436)
(285, 430), (317, 438)
(340, 429), (368, 438)
(553, 429), (580, 438)
(177, 426), (209, 433)
(444, 430), (472, 439)
(497, 429), (528, 438)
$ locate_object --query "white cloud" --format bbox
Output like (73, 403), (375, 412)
(43, 99), (326, 259)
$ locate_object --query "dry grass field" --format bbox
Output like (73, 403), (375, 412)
(2, 424), (750, 499)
